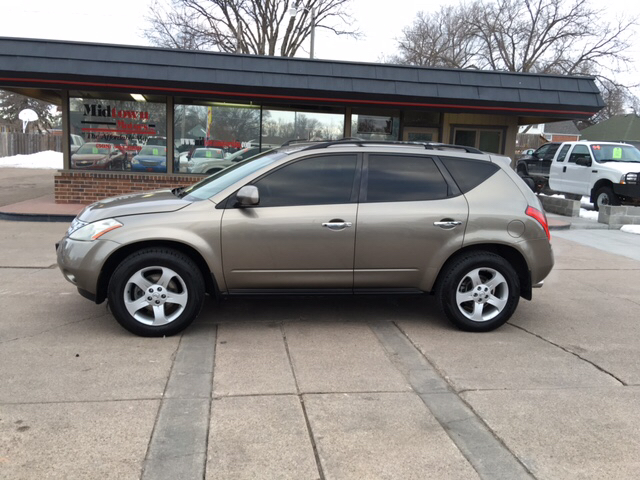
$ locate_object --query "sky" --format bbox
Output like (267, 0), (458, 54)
(1, 0), (636, 67)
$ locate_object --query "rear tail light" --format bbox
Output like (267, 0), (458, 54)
(526, 206), (551, 241)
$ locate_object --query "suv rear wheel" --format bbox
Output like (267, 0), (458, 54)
(107, 248), (205, 337)
(437, 252), (520, 332)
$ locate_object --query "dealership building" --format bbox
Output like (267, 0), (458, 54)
(0, 37), (603, 204)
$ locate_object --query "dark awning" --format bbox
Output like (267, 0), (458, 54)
(0, 37), (603, 119)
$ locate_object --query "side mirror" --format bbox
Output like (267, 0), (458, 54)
(236, 185), (259, 207)
(575, 156), (592, 167)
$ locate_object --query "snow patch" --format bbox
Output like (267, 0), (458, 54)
(621, 225), (640, 235)
(579, 209), (599, 221)
(0, 151), (63, 169)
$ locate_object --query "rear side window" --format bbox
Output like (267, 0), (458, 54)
(364, 154), (448, 202)
(556, 144), (571, 162)
(439, 157), (499, 194)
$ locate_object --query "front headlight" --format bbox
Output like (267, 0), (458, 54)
(623, 172), (638, 184)
(69, 218), (123, 241)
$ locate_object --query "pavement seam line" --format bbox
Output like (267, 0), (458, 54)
(203, 324), (218, 480)
(141, 326), (217, 480)
(511, 323), (627, 386)
(369, 320), (535, 480)
(140, 335), (183, 479)
(281, 323), (327, 480)
(0, 265), (58, 269)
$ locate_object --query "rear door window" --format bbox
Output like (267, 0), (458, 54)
(363, 155), (448, 202)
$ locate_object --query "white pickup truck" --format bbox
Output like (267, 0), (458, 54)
(548, 141), (640, 210)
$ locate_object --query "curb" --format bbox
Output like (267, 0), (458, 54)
(0, 211), (75, 223)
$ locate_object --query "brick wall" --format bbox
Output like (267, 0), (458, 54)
(54, 171), (203, 204)
(550, 135), (580, 142)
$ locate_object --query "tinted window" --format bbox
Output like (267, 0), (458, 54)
(556, 144), (571, 162)
(440, 157), (499, 194)
(535, 144), (550, 156)
(254, 154), (357, 207)
(568, 145), (590, 163)
(365, 155), (448, 202)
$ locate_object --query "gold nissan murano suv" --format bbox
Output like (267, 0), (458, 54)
(56, 141), (554, 337)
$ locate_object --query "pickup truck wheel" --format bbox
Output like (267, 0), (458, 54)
(437, 252), (520, 332)
(107, 248), (205, 337)
(594, 186), (620, 211)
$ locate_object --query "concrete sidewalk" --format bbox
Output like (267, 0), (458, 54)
(1, 219), (640, 479)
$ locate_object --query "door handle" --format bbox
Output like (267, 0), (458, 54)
(322, 220), (353, 230)
(563, 166), (567, 173)
(434, 220), (462, 229)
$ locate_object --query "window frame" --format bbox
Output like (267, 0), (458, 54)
(449, 125), (507, 154)
(245, 152), (362, 208)
(359, 153), (456, 203)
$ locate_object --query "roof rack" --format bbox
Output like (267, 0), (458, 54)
(280, 137), (365, 147)
(300, 139), (483, 154)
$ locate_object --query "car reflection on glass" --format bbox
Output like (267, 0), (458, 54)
(187, 146), (261, 174)
(71, 142), (125, 170)
(131, 145), (172, 173)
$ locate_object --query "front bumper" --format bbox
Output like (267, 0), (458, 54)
(614, 183), (640, 200)
(56, 236), (119, 302)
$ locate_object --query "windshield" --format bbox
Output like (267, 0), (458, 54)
(590, 144), (640, 163)
(181, 150), (287, 200)
(76, 144), (110, 155)
(192, 149), (223, 159)
(139, 146), (167, 156)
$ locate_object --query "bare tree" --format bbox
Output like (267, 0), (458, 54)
(472, 0), (636, 76)
(144, 0), (359, 57)
(393, 0), (638, 119)
(391, 6), (483, 69)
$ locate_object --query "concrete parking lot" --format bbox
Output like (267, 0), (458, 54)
(1, 218), (639, 479)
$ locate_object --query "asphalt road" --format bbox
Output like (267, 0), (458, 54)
(1, 218), (639, 480)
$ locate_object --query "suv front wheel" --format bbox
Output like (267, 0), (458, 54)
(107, 248), (205, 337)
(437, 252), (520, 332)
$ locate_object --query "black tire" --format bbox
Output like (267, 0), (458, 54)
(593, 186), (620, 211)
(107, 248), (205, 337)
(521, 176), (536, 192)
(436, 252), (520, 332)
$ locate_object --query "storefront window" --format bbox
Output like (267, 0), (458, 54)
(174, 102), (261, 174)
(352, 109), (399, 141)
(261, 109), (344, 146)
(453, 127), (504, 154)
(69, 96), (167, 172)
